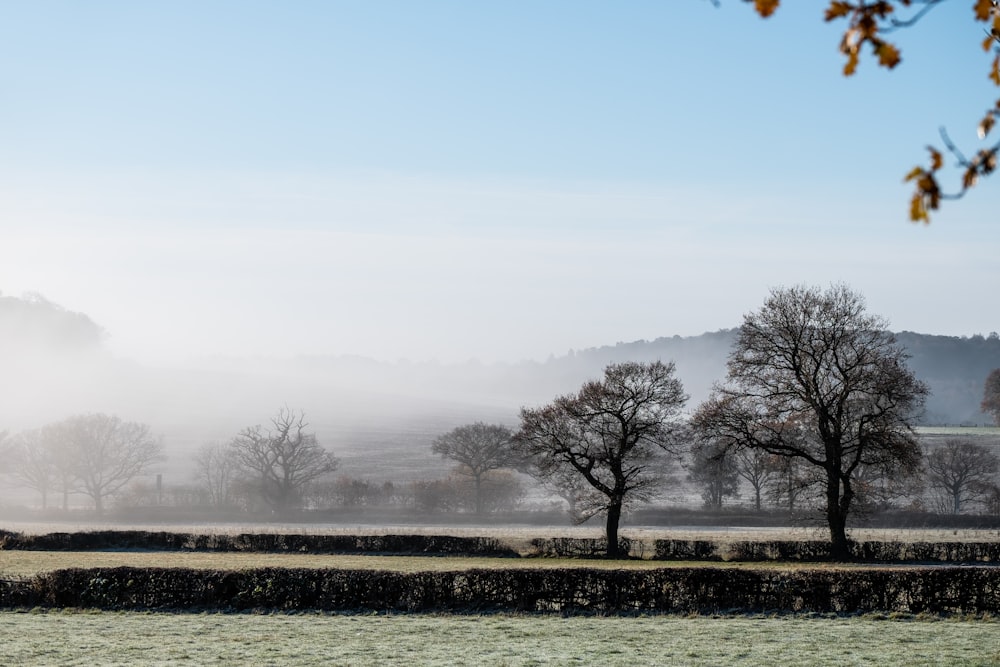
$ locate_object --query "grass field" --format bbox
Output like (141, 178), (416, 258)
(2, 609), (998, 666)
(0, 550), (906, 579)
(3, 525), (999, 665)
(5, 520), (999, 543)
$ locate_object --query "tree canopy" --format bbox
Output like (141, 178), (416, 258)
(229, 408), (339, 513)
(693, 284), (927, 559)
(515, 361), (687, 558)
(431, 422), (520, 515)
(736, 0), (1000, 222)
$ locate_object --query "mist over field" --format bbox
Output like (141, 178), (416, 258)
(2, 293), (998, 498)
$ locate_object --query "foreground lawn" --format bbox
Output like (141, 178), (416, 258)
(3, 610), (998, 666)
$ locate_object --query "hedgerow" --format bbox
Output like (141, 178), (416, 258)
(2, 566), (998, 614)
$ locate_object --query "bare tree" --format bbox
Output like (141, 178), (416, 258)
(693, 285), (927, 560)
(688, 441), (739, 510)
(8, 428), (59, 509)
(765, 454), (816, 513)
(730, 447), (778, 512)
(229, 407), (339, 513)
(58, 413), (164, 516)
(515, 361), (687, 558)
(193, 441), (238, 509)
(925, 438), (1000, 514)
(982, 368), (1000, 426)
(431, 422), (520, 514)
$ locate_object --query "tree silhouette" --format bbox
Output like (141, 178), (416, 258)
(515, 361), (687, 558)
(694, 284), (927, 559)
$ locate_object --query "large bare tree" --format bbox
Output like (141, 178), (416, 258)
(514, 361), (687, 558)
(229, 408), (338, 512)
(693, 284), (927, 560)
(925, 438), (1000, 514)
(59, 413), (164, 516)
(431, 422), (520, 515)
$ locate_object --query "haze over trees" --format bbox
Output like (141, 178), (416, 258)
(193, 441), (238, 510)
(687, 442), (739, 509)
(514, 361), (688, 558)
(924, 438), (1000, 514)
(730, 447), (779, 512)
(431, 422), (521, 515)
(693, 284), (928, 559)
(740, 0), (1000, 222)
(8, 414), (162, 515)
(229, 408), (339, 513)
(67, 414), (164, 517)
(8, 427), (64, 510)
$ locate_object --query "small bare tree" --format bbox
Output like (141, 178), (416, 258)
(925, 439), (1000, 514)
(431, 422), (520, 515)
(730, 448), (778, 512)
(229, 407), (339, 512)
(193, 441), (238, 509)
(688, 442), (739, 510)
(765, 455), (817, 513)
(8, 428), (59, 509)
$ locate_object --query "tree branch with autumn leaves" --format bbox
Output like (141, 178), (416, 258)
(736, 0), (1000, 222)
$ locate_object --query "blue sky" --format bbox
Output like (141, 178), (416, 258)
(0, 1), (997, 364)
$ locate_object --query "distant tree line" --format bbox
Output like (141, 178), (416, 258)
(4, 285), (1000, 560)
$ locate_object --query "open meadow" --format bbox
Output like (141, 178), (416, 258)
(2, 609), (998, 666)
(0, 549), (912, 579)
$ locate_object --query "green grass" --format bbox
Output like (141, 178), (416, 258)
(0, 550), (892, 578)
(2, 610), (998, 666)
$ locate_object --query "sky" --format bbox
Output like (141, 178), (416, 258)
(0, 1), (997, 365)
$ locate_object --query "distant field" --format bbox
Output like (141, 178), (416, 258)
(2, 610), (998, 666)
(917, 426), (1000, 437)
(4, 521), (999, 544)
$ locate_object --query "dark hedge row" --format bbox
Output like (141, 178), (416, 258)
(2, 530), (998, 563)
(0, 530), (518, 557)
(526, 537), (632, 559)
(2, 566), (998, 614)
(652, 539), (1000, 563)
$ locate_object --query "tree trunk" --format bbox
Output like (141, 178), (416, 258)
(825, 473), (852, 561)
(94, 493), (104, 517)
(605, 500), (623, 559)
(474, 475), (483, 515)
